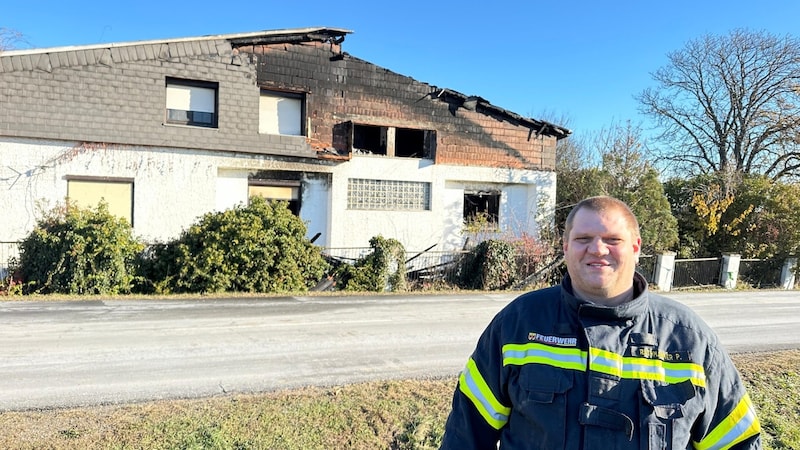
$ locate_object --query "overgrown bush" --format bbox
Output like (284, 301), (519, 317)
(456, 239), (518, 290)
(333, 235), (407, 292)
(512, 233), (564, 289)
(16, 202), (143, 295)
(141, 197), (329, 294)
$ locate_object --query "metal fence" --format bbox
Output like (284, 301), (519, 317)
(636, 254), (656, 284)
(0, 241), (20, 279)
(672, 257), (722, 289)
(738, 258), (783, 288)
(324, 248), (468, 288)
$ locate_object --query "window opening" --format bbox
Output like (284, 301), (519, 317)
(464, 190), (500, 225)
(395, 128), (426, 158)
(348, 123), (435, 158)
(353, 124), (386, 155)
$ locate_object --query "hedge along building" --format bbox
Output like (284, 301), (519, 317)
(0, 27), (570, 260)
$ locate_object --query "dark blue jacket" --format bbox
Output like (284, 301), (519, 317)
(440, 273), (761, 449)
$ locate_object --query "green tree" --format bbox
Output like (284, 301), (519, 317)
(665, 174), (800, 259)
(720, 176), (800, 259)
(557, 121), (678, 254)
(638, 29), (800, 180)
(664, 174), (737, 258)
(554, 122), (605, 231)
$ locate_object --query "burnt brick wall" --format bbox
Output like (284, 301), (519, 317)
(247, 41), (557, 171)
(0, 36), (558, 169)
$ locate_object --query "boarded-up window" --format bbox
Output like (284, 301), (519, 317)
(166, 78), (218, 128)
(259, 90), (304, 136)
(67, 178), (134, 225)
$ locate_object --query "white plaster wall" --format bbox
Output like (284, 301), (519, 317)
(216, 169), (250, 213)
(299, 176), (331, 245)
(0, 138), (556, 254)
(0, 138), (332, 244)
(328, 155), (557, 252)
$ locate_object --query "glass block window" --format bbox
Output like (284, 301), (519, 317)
(347, 178), (431, 211)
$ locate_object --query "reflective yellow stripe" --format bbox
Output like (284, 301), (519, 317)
(589, 347), (622, 377)
(694, 393), (761, 450)
(589, 347), (706, 388)
(502, 342), (587, 371)
(458, 358), (511, 430)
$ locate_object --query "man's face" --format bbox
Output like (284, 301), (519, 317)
(563, 207), (641, 305)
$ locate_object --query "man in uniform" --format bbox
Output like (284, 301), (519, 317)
(440, 196), (761, 449)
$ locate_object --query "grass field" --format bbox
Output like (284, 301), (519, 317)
(1, 350), (797, 449)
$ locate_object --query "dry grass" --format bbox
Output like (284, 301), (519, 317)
(1, 350), (797, 450)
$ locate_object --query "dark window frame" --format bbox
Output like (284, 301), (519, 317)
(165, 77), (219, 128)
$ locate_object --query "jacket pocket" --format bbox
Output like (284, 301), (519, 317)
(511, 366), (574, 449)
(639, 379), (696, 450)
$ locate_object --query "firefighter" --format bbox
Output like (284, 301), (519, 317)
(439, 195), (761, 449)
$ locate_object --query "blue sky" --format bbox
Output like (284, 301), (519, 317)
(5, 0), (800, 137)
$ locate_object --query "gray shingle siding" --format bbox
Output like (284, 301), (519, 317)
(0, 38), (315, 159)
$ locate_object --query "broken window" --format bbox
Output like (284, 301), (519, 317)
(395, 128), (425, 158)
(464, 190), (500, 226)
(347, 122), (436, 158)
(353, 124), (386, 154)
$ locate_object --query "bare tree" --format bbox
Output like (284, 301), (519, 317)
(0, 27), (25, 51)
(637, 29), (800, 180)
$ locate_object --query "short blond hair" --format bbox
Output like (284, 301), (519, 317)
(563, 196), (640, 241)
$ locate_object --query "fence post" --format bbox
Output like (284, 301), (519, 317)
(654, 252), (676, 292)
(719, 253), (741, 289)
(781, 257), (797, 290)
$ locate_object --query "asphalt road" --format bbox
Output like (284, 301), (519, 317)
(0, 290), (798, 411)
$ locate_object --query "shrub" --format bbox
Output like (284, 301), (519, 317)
(512, 232), (563, 289)
(456, 239), (518, 290)
(16, 202), (143, 295)
(334, 236), (406, 292)
(144, 197), (329, 294)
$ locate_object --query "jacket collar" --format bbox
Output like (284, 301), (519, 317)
(561, 272), (649, 320)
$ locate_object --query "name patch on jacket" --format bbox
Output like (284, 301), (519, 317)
(528, 332), (577, 347)
(631, 346), (691, 362)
